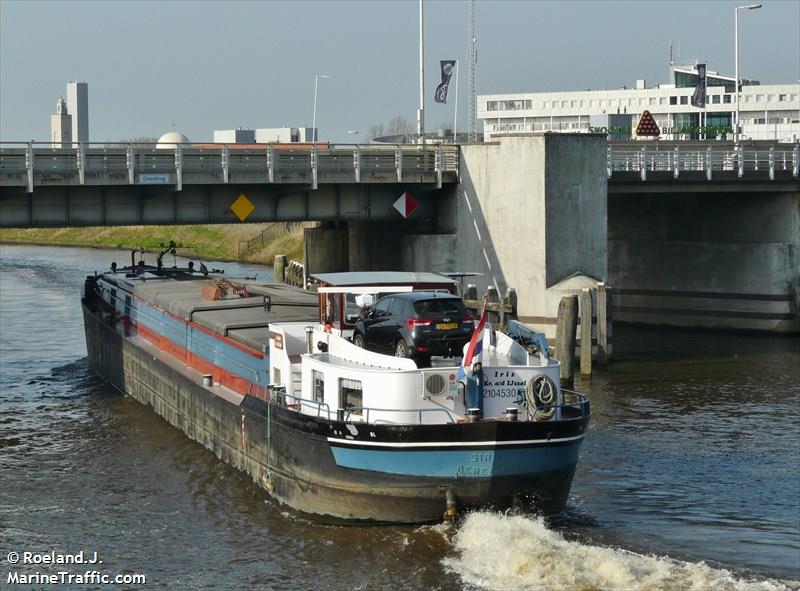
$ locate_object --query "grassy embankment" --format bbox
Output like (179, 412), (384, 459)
(0, 223), (305, 264)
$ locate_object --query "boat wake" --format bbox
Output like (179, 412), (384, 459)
(442, 512), (798, 591)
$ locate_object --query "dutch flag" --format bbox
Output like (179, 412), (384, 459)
(458, 300), (487, 381)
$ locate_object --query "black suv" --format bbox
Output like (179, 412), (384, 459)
(353, 292), (474, 364)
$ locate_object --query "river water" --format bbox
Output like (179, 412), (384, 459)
(1, 244), (798, 590)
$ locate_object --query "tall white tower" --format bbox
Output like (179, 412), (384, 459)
(50, 97), (72, 148)
(66, 81), (88, 144)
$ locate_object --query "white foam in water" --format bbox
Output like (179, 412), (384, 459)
(443, 512), (797, 591)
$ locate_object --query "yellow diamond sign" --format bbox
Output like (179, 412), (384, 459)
(230, 193), (255, 222)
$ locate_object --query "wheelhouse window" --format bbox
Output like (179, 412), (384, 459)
(339, 378), (363, 416)
(313, 370), (325, 403)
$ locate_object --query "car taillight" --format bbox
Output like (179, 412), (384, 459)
(406, 318), (433, 329)
(460, 315), (474, 324)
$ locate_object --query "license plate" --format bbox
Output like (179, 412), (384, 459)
(436, 323), (458, 330)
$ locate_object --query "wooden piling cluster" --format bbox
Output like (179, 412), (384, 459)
(274, 255), (304, 288)
(462, 284), (518, 332)
(557, 283), (611, 386)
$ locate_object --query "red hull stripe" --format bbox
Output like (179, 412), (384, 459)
(137, 322), (264, 398)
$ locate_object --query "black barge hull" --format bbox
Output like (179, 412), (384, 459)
(83, 299), (587, 523)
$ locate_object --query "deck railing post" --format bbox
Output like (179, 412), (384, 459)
(175, 145), (183, 192)
(436, 144), (443, 189)
(793, 144), (799, 178)
(266, 144), (274, 183)
(311, 144), (318, 190)
(640, 145), (647, 182)
(606, 145), (612, 178)
(126, 143), (135, 184)
(769, 146), (775, 181)
(737, 147), (744, 178)
(25, 141), (34, 194)
(673, 146), (679, 179)
(78, 142), (86, 185)
(353, 146), (361, 183)
(222, 145), (230, 184)
(706, 146), (712, 181)
(395, 146), (403, 183)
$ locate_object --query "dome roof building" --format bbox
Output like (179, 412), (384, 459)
(156, 131), (191, 149)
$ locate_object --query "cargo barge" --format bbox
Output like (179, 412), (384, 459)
(82, 253), (590, 522)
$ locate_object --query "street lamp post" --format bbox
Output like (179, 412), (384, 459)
(312, 74), (329, 143)
(734, 3), (762, 145)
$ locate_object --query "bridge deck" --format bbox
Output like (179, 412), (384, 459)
(0, 143), (460, 193)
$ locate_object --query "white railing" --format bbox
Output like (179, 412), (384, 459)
(606, 143), (799, 180)
(0, 142), (460, 193)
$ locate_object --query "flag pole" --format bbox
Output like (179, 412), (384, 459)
(418, 0), (425, 145)
(453, 60), (459, 144)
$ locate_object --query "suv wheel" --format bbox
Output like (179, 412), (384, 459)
(353, 333), (365, 348)
(394, 340), (409, 358)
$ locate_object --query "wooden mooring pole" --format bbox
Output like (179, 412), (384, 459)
(597, 282), (608, 365)
(274, 255), (287, 283)
(580, 288), (593, 376)
(555, 295), (578, 386)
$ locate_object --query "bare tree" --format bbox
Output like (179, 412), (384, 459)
(365, 123), (385, 142)
(386, 114), (414, 136)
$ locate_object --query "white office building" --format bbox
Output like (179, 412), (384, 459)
(50, 97), (72, 148)
(66, 81), (89, 144)
(478, 65), (800, 142)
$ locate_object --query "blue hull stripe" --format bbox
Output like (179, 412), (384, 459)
(133, 300), (269, 386)
(329, 442), (582, 478)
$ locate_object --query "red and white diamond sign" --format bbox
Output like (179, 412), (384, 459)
(393, 192), (419, 218)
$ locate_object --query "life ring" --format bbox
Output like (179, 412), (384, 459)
(526, 374), (557, 421)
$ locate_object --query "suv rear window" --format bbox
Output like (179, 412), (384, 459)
(413, 299), (466, 316)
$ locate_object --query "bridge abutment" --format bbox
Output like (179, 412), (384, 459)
(609, 186), (800, 332)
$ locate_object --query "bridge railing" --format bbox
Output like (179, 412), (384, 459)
(607, 143), (799, 180)
(0, 142), (460, 193)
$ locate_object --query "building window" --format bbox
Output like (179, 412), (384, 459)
(313, 370), (324, 403)
(659, 97), (666, 105)
(273, 367), (282, 385)
(649, 98), (656, 106)
(766, 95), (774, 101)
(723, 95), (732, 104)
(778, 94), (787, 102)
(487, 101), (498, 111)
(339, 378), (363, 416)
(712, 95), (721, 104)
(524, 100), (532, 109)
(670, 96), (678, 105)
(680, 96), (688, 105)
(756, 94), (764, 101)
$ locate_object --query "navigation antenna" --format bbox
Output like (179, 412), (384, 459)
(467, 0), (477, 143)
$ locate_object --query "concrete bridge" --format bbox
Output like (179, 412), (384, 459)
(0, 142), (458, 226)
(1, 138), (797, 334)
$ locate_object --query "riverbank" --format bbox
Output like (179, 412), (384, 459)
(0, 223), (304, 264)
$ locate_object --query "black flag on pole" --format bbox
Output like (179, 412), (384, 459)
(691, 63), (707, 108)
(434, 60), (457, 104)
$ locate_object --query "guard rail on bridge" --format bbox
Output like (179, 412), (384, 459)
(0, 142), (460, 193)
(607, 143), (799, 181)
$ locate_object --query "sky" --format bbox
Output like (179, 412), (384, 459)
(1, 0), (798, 143)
